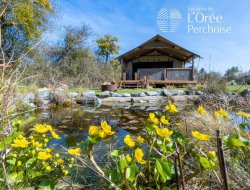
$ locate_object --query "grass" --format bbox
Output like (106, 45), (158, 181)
(16, 84), (250, 95)
(226, 85), (250, 92)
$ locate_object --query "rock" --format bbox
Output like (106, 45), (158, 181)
(195, 91), (203, 95)
(110, 92), (122, 97)
(162, 89), (186, 96)
(185, 89), (196, 95)
(171, 95), (200, 104)
(22, 92), (36, 108)
(145, 91), (158, 96)
(83, 91), (96, 97)
(131, 93), (139, 97)
(67, 92), (79, 98)
(76, 94), (98, 105)
(98, 91), (110, 98)
(35, 88), (54, 107)
(138, 92), (146, 97)
(122, 93), (131, 97)
(240, 89), (250, 98)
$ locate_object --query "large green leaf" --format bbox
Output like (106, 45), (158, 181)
(156, 159), (172, 182)
(228, 137), (246, 147)
(126, 167), (136, 182)
(200, 157), (211, 169)
(8, 171), (23, 184)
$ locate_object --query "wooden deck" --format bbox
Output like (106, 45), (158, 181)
(118, 79), (197, 88)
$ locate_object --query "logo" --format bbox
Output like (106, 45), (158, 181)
(156, 8), (182, 33)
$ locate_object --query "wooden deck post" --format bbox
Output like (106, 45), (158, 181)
(192, 56), (195, 80)
(120, 58), (124, 80)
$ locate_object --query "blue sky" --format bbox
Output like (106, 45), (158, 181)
(45, 0), (250, 73)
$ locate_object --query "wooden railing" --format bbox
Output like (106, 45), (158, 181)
(122, 68), (194, 81)
(165, 68), (193, 81)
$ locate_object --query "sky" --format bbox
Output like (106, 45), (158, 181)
(45, 0), (250, 73)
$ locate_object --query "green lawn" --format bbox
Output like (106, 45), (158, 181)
(226, 85), (250, 92)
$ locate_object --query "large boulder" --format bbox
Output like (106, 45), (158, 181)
(162, 89), (186, 96)
(145, 91), (158, 96)
(240, 89), (250, 98)
(122, 93), (131, 97)
(76, 94), (98, 105)
(22, 92), (36, 108)
(138, 92), (146, 97)
(110, 92), (122, 97)
(98, 91), (110, 98)
(35, 88), (54, 107)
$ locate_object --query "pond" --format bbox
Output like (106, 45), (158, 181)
(25, 104), (249, 188)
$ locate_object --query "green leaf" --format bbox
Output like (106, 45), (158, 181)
(16, 171), (24, 183)
(228, 137), (245, 147)
(26, 158), (36, 168)
(38, 178), (55, 190)
(8, 173), (17, 183)
(125, 167), (136, 182)
(156, 159), (168, 182)
(200, 157), (211, 169)
(111, 150), (123, 157)
(87, 136), (98, 144)
(6, 158), (16, 165)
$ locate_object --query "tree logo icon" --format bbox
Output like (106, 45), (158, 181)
(157, 8), (182, 33)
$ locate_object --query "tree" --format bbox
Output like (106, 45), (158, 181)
(224, 66), (240, 82)
(0, 0), (54, 57)
(96, 34), (119, 64)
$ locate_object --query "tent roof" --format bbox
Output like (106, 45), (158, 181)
(116, 34), (201, 62)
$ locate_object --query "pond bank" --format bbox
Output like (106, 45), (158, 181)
(20, 87), (250, 109)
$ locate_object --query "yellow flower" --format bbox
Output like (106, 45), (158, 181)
(46, 148), (51, 153)
(126, 155), (132, 163)
(57, 158), (64, 165)
(32, 140), (43, 148)
(34, 124), (53, 133)
(236, 112), (250, 119)
(29, 135), (34, 140)
(11, 137), (29, 148)
(68, 148), (81, 157)
(55, 153), (60, 158)
(214, 108), (229, 119)
(137, 136), (144, 143)
(207, 151), (216, 158)
(134, 148), (146, 164)
(149, 113), (159, 124)
(160, 116), (170, 125)
(101, 121), (115, 135)
(197, 105), (206, 116)
(165, 103), (179, 113)
(46, 166), (51, 171)
(51, 131), (61, 139)
(38, 151), (52, 160)
(18, 135), (23, 139)
(99, 130), (107, 139)
(124, 135), (135, 148)
(31, 150), (36, 155)
(63, 169), (69, 175)
(70, 158), (75, 163)
(88, 125), (99, 136)
(192, 131), (211, 141)
(156, 127), (173, 138)
(44, 138), (49, 143)
(17, 161), (22, 166)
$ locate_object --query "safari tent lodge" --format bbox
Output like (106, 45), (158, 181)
(116, 35), (201, 88)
